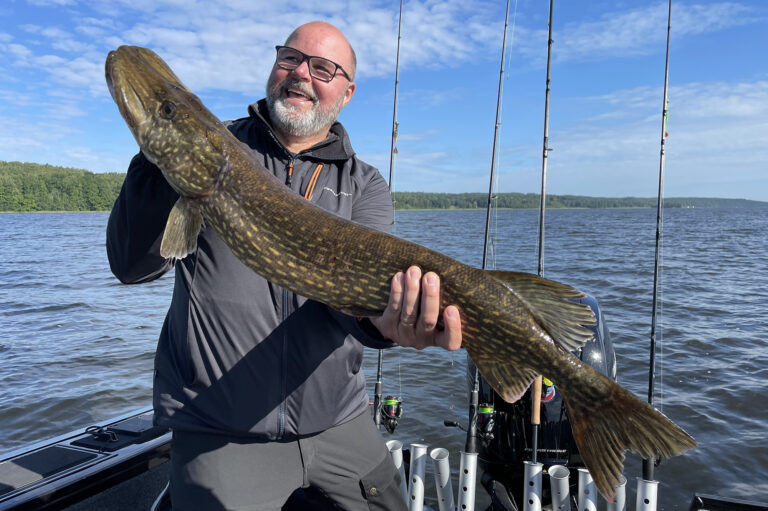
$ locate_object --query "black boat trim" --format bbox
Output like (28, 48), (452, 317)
(0, 408), (170, 511)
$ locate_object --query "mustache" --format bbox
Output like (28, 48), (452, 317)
(280, 78), (317, 102)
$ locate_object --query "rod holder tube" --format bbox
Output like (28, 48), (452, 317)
(548, 465), (571, 511)
(408, 443), (428, 511)
(607, 476), (627, 511)
(457, 451), (478, 511)
(523, 461), (542, 511)
(577, 468), (597, 511)
(430, 448), (455, 511)
(635, 478), (658, 511)
(386, 440), (408, 505)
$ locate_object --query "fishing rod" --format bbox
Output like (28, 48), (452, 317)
(456, 2), (512, 510)
(521, 3), (554, 509)
(642, 0), (672, 488)
(531, 0), (554, 469)
(373, 0), (405, 433)
(466, 0), (512, 453)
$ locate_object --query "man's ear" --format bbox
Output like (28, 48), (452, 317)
(342, 82), (356, 108)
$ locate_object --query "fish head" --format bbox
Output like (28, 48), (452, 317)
(106, 45), (225, 198)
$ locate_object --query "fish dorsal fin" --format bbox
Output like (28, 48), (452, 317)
(160, 197), (203, 259)
(487, 270), (596, 352)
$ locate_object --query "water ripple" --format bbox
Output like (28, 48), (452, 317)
(1, 209), (767, 508)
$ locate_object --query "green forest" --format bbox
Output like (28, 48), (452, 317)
(1, 161), (125, 212)
(2, 161), (766, 212)
(391, 192), (766, 210)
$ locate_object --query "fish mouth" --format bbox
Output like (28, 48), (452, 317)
(105, 47), (152, 134)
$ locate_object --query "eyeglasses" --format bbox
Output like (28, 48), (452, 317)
(274, 46), (352, 83)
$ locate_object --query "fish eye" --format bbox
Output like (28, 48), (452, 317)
(159, 101), (177, 119)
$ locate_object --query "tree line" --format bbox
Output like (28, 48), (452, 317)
(2, 161), (765, 212)
(0, 161), (125, 212)
(391, 192), (767, 210)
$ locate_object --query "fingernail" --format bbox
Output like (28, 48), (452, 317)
(426, 274), (437, 287)
(445, 307), (456, 319)
(408, 267), (419, 280)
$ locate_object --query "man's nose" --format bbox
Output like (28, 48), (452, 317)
(290, 60), (312, 80)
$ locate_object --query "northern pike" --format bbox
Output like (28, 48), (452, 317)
(105, 45), (695, 497)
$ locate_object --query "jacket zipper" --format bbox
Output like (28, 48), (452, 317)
(278, 156), (296, 439)
(285, 161), (294, 187)
(278, 287), (288, 439)
(277, 158), (322, 439)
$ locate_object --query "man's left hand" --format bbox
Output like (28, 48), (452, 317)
(370, 266), (462, 350)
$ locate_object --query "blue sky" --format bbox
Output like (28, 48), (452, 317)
(1, 0), (766, 200)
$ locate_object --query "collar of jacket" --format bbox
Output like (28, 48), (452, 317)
(247, 99), (356, 162)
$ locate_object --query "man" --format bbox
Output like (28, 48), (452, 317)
(107, 21), (461, 511)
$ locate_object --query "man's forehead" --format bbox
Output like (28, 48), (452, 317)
(286, 24), (353, 67)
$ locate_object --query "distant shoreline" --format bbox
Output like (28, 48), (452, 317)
(2, 160), (766, 212)
(3, 203), (765, 214)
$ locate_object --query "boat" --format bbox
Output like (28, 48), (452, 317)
(0, 408), (170, 511)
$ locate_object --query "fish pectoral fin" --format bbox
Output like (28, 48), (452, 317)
(471, 350), (538, 403)
(487, 270), (596, 352)
(160, 197), (202, 259)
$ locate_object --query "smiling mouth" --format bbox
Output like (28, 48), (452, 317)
(287, 90), (311, 100)
(283, 82), (316, 103)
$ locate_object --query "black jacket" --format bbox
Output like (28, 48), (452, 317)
(107, 100), (395, 439)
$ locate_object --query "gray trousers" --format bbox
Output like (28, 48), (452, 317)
(169, 411), (407, 511)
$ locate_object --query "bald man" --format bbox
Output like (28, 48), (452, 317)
(107, 21), (461, 510)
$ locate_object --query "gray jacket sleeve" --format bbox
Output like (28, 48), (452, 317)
(106, 152), (178, 284)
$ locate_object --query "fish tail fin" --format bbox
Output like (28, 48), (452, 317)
(559, 377), (696, 499)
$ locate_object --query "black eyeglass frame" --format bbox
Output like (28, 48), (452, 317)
(274, 45), (352, 83)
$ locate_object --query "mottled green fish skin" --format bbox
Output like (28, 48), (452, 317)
(105, 46), (695, 499)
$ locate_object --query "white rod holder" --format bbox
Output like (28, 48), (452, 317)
(607, 475), (627, 511)
(548, 464), (571, 511)
(636, 478), (658, 511)
(577, 468), (597, 511)
(429, 448), (455, 511)
(457, 451), (478, 511)
(408, 443), (428, 511)
(523, 461), (543, 511)
(386, 440), (409, 505)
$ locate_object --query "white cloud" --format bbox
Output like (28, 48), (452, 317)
(513, 2), (757, 65)
(1, 0), (764, 201)
(0, 88), (36, 108)
(7, 0), (751, 107)
(47, 102), (87, 120)
(20, 24), (43, 34)
(385, 77), (768, 198)
(539, 79), (768, 198)
(0, 114), (131, 173)
(0, 115), (74, 156)
(6, 43), (33, 62)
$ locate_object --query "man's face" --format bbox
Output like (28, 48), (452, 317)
(266, 25), (356, 138)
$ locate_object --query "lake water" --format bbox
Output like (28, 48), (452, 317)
(1, 208), (767, 509)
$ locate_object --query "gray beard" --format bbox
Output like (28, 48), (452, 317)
(266, 80), (346, 138)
